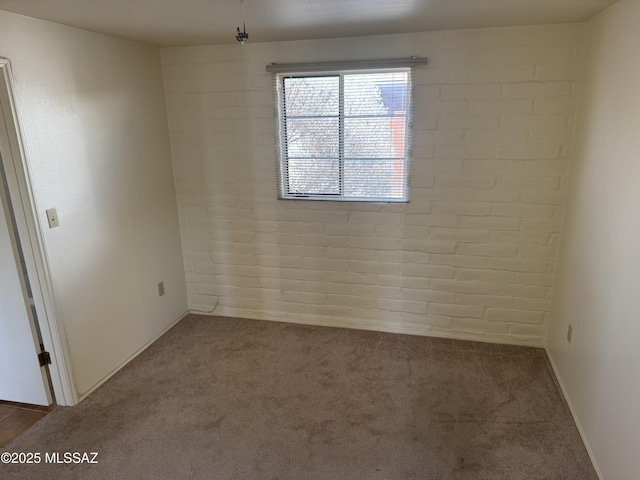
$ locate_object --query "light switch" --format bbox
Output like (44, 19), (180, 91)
(46, 208), (59, 228)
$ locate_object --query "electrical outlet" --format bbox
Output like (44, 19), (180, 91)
(158, 282), (165, 297)
(567, 324), (573, 344)
(46, 208), (59, 228)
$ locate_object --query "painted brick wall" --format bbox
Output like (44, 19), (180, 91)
(161, 23), (584, 346)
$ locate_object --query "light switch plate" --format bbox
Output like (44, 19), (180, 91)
(46, 208), (59, 228)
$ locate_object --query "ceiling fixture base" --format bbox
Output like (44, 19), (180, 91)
(235, 0), (249, 44)
(236, 22), (249, 44)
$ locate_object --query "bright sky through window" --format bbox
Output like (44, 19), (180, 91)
(276, 69), (411, 201)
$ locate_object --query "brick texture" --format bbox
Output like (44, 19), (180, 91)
(162, 23), (585, 346)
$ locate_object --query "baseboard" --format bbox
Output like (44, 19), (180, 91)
(74, 310), (190, 404)
(189, 306), (542, 348)
(545, 348), (605, 480)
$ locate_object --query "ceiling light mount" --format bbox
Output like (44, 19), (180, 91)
(235, 0), (249, 44)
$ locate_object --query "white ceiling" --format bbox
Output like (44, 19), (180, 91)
(0, 0), (617, 47)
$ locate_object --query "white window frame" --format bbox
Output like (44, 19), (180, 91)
(274, 67), (413, 203)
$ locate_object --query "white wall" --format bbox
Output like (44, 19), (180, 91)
(163, 24), (584, 346)
(0, 10), (187, 397)
(548, 1), (640, 478)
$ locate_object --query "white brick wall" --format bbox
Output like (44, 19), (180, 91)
(162, 23), (585, 346)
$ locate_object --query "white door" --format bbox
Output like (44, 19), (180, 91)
(0, 118), (52, 407)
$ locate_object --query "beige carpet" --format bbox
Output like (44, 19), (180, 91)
(2, 314), (597, 479)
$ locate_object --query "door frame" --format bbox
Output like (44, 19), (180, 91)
(0, 57), (77, 406)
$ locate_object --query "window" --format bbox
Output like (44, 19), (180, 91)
(275, 68), (412, 202)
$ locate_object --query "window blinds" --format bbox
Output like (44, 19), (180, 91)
(273, 66), (416, 202)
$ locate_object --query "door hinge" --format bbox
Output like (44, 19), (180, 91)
(38, 351), (51, 367)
